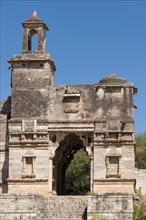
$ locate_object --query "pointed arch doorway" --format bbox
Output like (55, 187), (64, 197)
(52, 133), (93, 195)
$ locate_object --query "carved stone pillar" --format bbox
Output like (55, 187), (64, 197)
(22, 157), (26, 177)
(90, 157), (94, 193)
(32, 157), (35, 175)
(48, 146), (58, 194)
(86, 144), (93, 194)
(48, 156), (53, 193)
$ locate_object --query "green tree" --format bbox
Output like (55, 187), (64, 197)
(135, 133), (146, 169)
(65, 149), (90, 195)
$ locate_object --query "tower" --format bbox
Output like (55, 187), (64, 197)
(8, 11), (56, 118)
(7, 11), (56, 195)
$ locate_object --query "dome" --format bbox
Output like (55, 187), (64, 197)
(99, 73), (128, 85)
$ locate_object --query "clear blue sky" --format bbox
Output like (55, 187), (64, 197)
(0, 0), (145, 134)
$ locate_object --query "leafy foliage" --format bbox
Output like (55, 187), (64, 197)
(134, 189), (146, 220)
(134, 202), (146, 220)
(65, 149), (90, 195)
(135, 133), (146, 169)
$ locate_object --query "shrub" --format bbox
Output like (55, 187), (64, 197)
(134, 189), (146, 220)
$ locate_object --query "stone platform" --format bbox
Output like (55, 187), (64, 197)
(0, 193), (133, 220)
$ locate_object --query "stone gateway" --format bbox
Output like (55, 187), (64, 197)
(0, 11), (138, 220)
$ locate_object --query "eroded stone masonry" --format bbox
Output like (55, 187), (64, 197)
(0, 11), (145, 220)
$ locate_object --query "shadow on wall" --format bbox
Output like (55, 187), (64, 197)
(82, 207), (87, 220)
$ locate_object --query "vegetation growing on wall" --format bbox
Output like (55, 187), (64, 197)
(134, 189), (146, 220)
(135, 133), (146, 169)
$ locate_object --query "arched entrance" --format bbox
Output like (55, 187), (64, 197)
(52, 134), (92, 195)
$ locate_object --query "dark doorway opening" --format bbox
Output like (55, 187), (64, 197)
(53, 134), (91, 195)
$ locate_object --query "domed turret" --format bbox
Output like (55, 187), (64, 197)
(99, 73), (128, 85)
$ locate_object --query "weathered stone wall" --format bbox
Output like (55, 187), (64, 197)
(0, 194), (133, 220)
(10, 56), (54, 118)
(0, 194), (41, 220)
(93, 145), (135, 180)
(0, 98), (10, 193)
(87, 194), (133, 220)
(47, 84), (135, 122)
(8, 148), (49, 180)
(7, 145), (50, 195)
(0, 115), (8, 186)
(9, 71), (136, 122)
(0, 194), (87, 220)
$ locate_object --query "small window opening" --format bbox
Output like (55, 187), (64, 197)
(63, 96), (80, 103)
(28, 29), (38, 51)
(31, 34), (38, 51)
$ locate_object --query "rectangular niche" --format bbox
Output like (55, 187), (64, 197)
(62, 94), (80, 103)
(109, 157), (119, 176)
(22, 156), (36, 178)
(63, 90), (81, 113)
(106, 156), (121, 178)
(105, 87), (121, 93)
(26, 157), (33, 175)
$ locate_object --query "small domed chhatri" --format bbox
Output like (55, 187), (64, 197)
(99, 73), (128, 85)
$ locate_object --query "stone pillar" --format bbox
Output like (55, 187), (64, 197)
(90, 157), (94, 193)
(32, 157), (35, 176)
(106, 157), (110, 177)
(48, 157), (53, 193)
(48, 146), (58, 194)
(85, 143), (94, 194)
(22, 157), (26, 177)
(22, 28), (28, 52)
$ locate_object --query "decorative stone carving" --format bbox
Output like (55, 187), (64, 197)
(10, 134), (20, 141)
(25, 134), (33, 141)
(22, 120), (35, 132)
(37, 134), (48, 140)
(48, 147), (58, 160)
